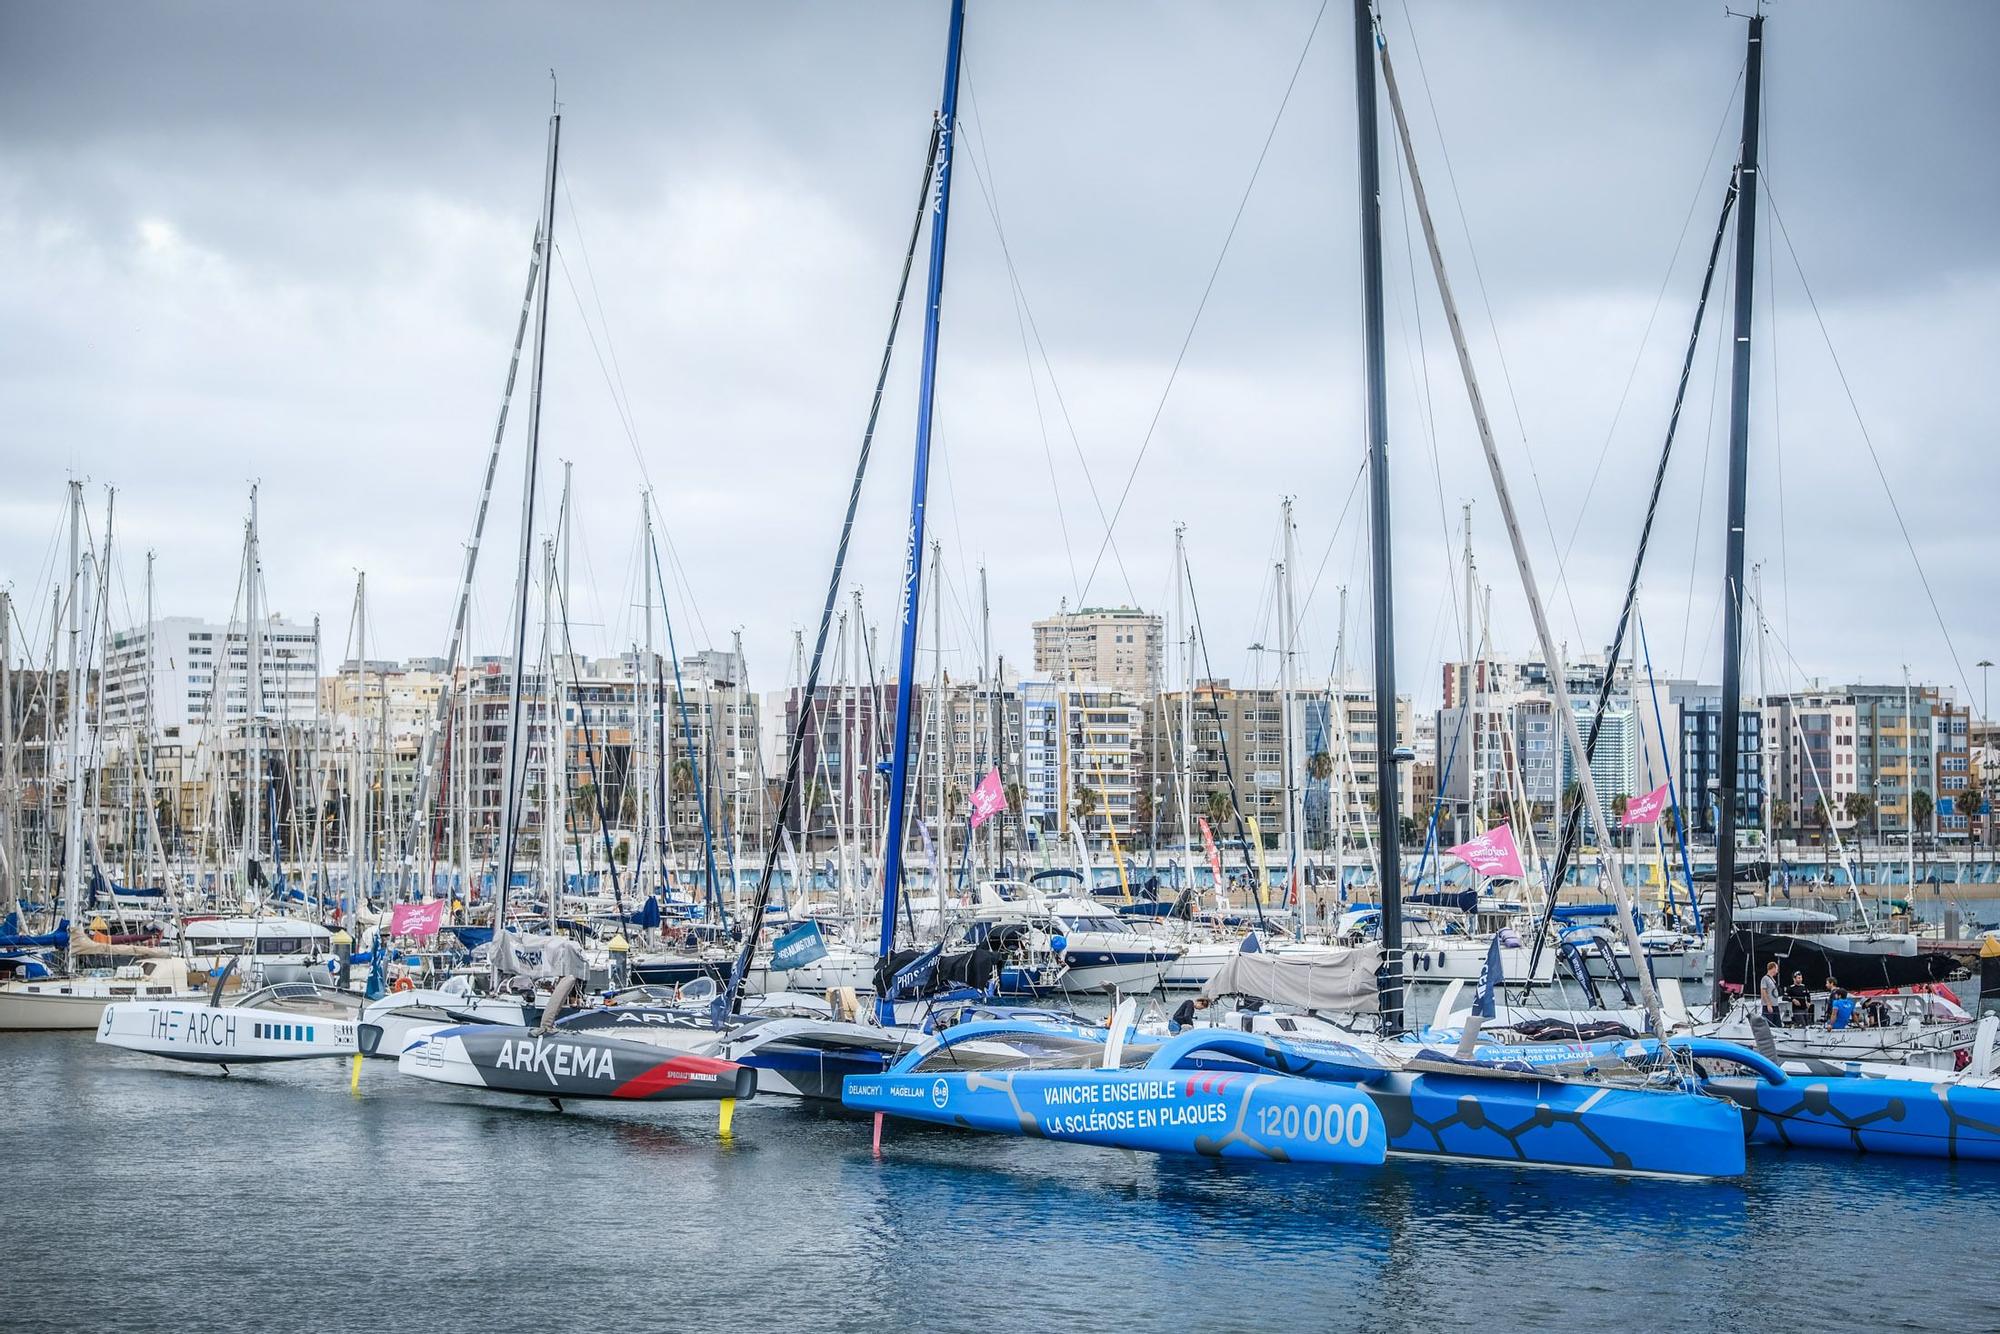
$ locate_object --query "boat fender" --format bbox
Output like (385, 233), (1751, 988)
(1050, 936), (1068, 956)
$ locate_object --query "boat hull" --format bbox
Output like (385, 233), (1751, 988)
(96, 1000), (357, 1063)
(1709, 1073), (2000, 1161)
(362, 993), (529, 1059)
(844, 1066), (1386, 1165)
(396, 1025), (754, 1103)
(1366, 1070), (1748, 1178)
(0, 979), (198, 1031)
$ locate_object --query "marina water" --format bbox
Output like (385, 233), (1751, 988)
(5, 1032), (1995, 1333)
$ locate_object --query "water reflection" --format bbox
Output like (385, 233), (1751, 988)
(3, 1033), (1995, 1334)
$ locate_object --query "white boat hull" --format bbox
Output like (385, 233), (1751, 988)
(96, 999), (358, 1063)
(0, 978), (201, 1031)
(361, 992), (529, 1059)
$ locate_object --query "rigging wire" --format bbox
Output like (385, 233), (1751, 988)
(1762, 177), (1981, 712)
(1396, 3), (1587, 647)
(1073, 0), (1332, 608)
(958, 66), (1129, 605)
(1555, 63), (1745, 580)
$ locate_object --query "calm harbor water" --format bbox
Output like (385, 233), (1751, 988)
(3, 1032), (1996, 1333)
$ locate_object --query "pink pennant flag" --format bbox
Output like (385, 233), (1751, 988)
(1447, 823), (1524, 879)
(1622, 782), (1672, 828)
(968, 769), (1008, 829)
(389, 899), (445, 939)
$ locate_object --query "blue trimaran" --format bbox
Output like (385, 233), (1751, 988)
(839, 0), (1768, 1177)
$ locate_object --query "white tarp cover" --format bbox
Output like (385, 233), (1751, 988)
(1201, 944), (1383, 1013)
(496, 932), (590, 982)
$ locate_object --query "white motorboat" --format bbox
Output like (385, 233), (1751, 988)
(972, 881), (1181, 993)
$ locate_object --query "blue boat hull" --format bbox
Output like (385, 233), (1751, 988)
(1710, 1074), (2000, 1161)
(844, 1067), (1386, 1165)
(1369, 1070), (1748, 1178)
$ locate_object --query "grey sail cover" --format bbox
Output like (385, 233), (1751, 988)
(496, 932), (590, 982)
(1201, 944), (1382, 1013)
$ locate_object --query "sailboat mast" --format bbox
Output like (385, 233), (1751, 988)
(1280, 498), (1303, 922)
(1175, 525), (1193, 889)
(930, 539), (945, 914)
(1333, 585), (1349, 908)
(1352, 0), (1405, 1031)
(981, 562), (994, 877)
(401, 226), (546, 896)
(877, 0), (965, 978)
(491, 102), (562, 973)
(1461, 503), (1476, 843)
(541, 537), (558, 928)
(244, 486), (262, 895)
(642, 497), (655, 878)
(0, 589), (14, 918)
(1905, 664), (1916, 891)
(1712, 14), (1763, 1002)
(349, 574), (367, 909)
(62, 480), (84, 968)
(1374, 23), (1668, 1035)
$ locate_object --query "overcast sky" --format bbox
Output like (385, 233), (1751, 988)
(3, 0), (1995, 718)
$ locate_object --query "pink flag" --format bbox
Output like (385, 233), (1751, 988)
(1447, 823), (1525, 879)
(1198, 817), (1225, 890)
(968, 769), (1008, 829)
(1622, 782), (1672, 828)
(389, 900), (445, 939)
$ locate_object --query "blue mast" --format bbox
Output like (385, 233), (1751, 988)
(877, 0), (966, 1015)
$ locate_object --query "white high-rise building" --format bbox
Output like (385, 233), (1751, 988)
(102, 614), (320, 742)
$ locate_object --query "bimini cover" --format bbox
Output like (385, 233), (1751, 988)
(496, 932), (590, 982)
(1201, 944), (1384, 1013)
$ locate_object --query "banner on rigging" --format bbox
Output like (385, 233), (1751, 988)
(389, 900), (445, 939)
(1622, 782), (1672, 828)
(1473, 934), (1503, 1020)
(1198, 817), (1225, 895)
(770, 921), (828, 972)
(1446, 823), (1524, 880)
(969, 769), (1007, 829)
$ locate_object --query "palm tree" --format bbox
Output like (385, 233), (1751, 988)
(1912, 788), (1934, 834)
(1960, 778), (1985, 847)
(1842, 791), (1875, 830)
(1307, 750), (1333, 783)
(1770, 797), (1792, 845)
(1075, 786), (1100, 823)
(1205, 789), (1233, 827)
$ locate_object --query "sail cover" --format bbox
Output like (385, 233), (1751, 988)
(495, 932), (590, 982)
(1201, 944), (1383, 1013)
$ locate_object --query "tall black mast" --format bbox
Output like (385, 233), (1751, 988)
(1714, 14), (1763, 1008)
(1353, 0), (1404, 1032)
